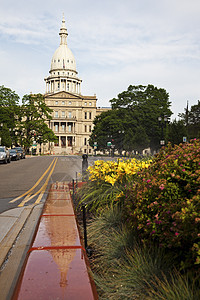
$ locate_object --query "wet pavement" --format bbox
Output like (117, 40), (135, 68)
(12, 182), (98, 300)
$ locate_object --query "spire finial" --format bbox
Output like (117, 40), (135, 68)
(59, 13), (68, 45)
(62, 13), (66, 27)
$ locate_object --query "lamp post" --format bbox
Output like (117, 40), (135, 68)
(118, 130), (125, 156)
(37, 135), (42, 155)
(158, 116), (168, 146)
(107, 135), (112, 156)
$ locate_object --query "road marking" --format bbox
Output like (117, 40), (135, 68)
(34, 158), (58, 204)
(9, 158), (56, 204)
(18, 158), (58, 207)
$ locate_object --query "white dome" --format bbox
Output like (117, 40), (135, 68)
(51, 44), (76, 72)
(45, 15), (82, 95)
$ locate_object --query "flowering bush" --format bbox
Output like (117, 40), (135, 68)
(125, 139), (200, 269)
(88, 158), (151, 185)
(77, 158), (152, 213)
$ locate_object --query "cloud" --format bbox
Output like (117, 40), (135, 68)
(0, 0), (200, 119)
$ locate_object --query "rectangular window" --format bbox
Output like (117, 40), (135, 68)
(89, 112), (92, 119)
(62, 124), (65, 132)
(84, 138), (87, 146)
(69, 124), (72, 132)
(68, 111), (72, 118)
(85, 125), (87, 132)
(85, 112), (87, 119)
(55, 124), (58, 132)
(62, 111), (65, 117)
(55, 111), (58, 118)
(67, 83), (69, 91)
(62, 101), (65, 105)
(89, 125), (92, 132)
(55, 101), (58, 105)
(68, 101), (71, 105)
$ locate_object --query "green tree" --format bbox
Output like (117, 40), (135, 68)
(110, 85), (172, 151)
(188, 100), (200, 138)
(179, 100), (200, 140)
(19, 93), (57, 152)
(0, 85), (20, 147)
(168, 119), (187, 146)
(90, 85), (172, 154)
(131, 126), (150, 154)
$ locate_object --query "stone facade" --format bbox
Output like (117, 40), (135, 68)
(43, 15), (109, 155)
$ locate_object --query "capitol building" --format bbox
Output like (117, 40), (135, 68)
(44, 15), (108, 155)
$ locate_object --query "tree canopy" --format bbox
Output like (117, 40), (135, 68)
(18, 93), (57, 151)
(90, 84), (173, 153)
(179, 100), (200, 140)
(0, 86), (57, 150)
(0, 85), (20, 147)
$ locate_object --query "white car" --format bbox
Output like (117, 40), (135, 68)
(0, 146), (11, 164)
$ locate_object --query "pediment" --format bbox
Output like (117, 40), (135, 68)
(45, 91), (82, 100)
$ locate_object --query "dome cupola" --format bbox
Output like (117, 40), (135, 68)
(45, 15), (82, 95)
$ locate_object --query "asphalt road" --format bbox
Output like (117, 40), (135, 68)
(0, 155), (116, 214)
(0, 156), (83, 214)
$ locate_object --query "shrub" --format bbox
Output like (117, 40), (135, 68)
(87, 207), (199, 300)
(125, 139), (200, 270)
(77, 158), (151, 213)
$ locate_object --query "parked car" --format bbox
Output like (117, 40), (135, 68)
(14, 147), (26, 159)
(9, 149), (20, 161)
(0, 146), (11, 164)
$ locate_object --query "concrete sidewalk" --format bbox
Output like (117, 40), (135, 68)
(0, 203), (44, 300)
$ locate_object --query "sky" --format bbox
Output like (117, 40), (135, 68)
(0, 0), (200, 119)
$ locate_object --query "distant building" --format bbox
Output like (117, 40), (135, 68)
(44, 15), (109, 155)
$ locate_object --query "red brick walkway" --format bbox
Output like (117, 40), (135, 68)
(12, 182), (98, 300)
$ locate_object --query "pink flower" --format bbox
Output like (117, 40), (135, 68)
(159, 184), (165, 190)
(155, 220), (162, 224)
(182, 169), (186, 172)
(175, 232), (179, 236)
(147, 179), (151, 183)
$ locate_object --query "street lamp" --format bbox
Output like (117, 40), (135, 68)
(118, 130), (125, 155)
(158, 116), (168, 146)
(107, 135), (112, 156)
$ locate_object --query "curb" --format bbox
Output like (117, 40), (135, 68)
(0, 203), (44, 300)
(0, 205), (35, 268)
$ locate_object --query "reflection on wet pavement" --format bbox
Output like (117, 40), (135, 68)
(12, 182), (97, 300)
